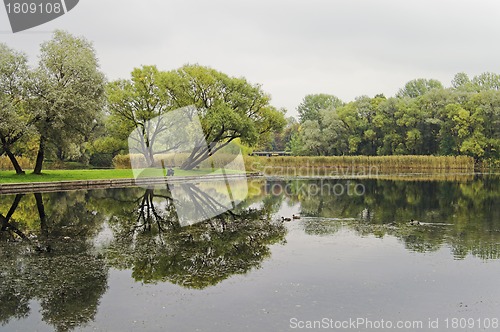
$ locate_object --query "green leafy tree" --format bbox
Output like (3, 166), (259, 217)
(452, 72), (475, 92)
(297, 94), (343, 123)
(167, 65), (286, 169)
(106, 65), (173, 166)
(30, 30), (106, 174)
(336, 96), (377, 155)
(288, 130), (305, 156)
(464, 90), (500, 159)
(372, 97), (403, 155)
(472, 72), (500, 91)
(396, 78), (443, 98)
(321, 109), (349, 155)
(108, 64), (285, 170)
(0, 44), (33, 174)
(300, 120), (325, 155)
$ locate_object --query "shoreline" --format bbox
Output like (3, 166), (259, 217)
(2, 171), (500, 195)
(0, 172), (263, 195)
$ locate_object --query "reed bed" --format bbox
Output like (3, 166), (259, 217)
(366, 173), (475, 183)
(244, 155), (475, 172)
(113, 153), (245, 170)
(113, 154), (475, 173)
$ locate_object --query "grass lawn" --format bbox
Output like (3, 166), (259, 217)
(0, 168), (246, 184)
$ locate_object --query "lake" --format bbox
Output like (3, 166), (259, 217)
(1, 175), (500, 331)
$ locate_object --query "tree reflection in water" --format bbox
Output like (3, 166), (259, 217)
(0, 192), (108, 332)
(282, 176), (500, 259)
(0, 179), (286, 330)
(106, 182), (287, 289)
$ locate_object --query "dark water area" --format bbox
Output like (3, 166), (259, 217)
(1, 175), (500, 331)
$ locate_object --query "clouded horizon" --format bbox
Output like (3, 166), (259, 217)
(2, 0), (500, 117)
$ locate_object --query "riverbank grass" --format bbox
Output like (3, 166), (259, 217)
(0, 168), (242, 184)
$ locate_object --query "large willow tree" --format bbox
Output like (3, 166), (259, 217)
(107, 64), (285, 170)
(30, 30), (106, 174)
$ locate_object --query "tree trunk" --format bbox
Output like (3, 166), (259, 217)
(4, 148), (25, 175)
(1, 194), (28, 240)
(34, 193), (48, 237)
(180, 145), (213, 170)
(6, 194), (24, 221)
(33, 136), (46, 175)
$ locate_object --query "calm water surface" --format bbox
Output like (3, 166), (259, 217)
(1, 175), (500, 331)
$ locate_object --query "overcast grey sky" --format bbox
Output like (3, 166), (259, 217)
(1, 0), (500, 117)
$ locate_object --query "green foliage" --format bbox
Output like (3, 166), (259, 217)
(396, 78), (444, 98)
(472, 72), (500, 91)
(0, 43), (33, 174)
(88, 135), (126, 167)
(108, 64), (286, 170)
(1, 31), (108, 173)
(452, 72), (474, 91)
(291, 74), (500, 162)
(288, 131), (304, 156)
(29, 30), (106, 173)
(297, 93), (343, 123)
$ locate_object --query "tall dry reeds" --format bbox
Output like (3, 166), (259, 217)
(113, 153), (245, 170)
(244, 155), (474, 172)
(113, 154), (475, 172)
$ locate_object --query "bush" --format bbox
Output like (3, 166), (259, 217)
(112, 154), (132, 169)
(479, 158), (500, 169)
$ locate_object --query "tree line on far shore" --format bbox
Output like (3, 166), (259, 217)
(273, 74), (500, 163)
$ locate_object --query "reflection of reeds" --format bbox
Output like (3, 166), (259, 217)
(365, 174), (475, 182)
(263, 172), (475, 182)
(0, 156), (33, 171)
(267, 174), (476, 183)
(245, 155), (475, 171)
